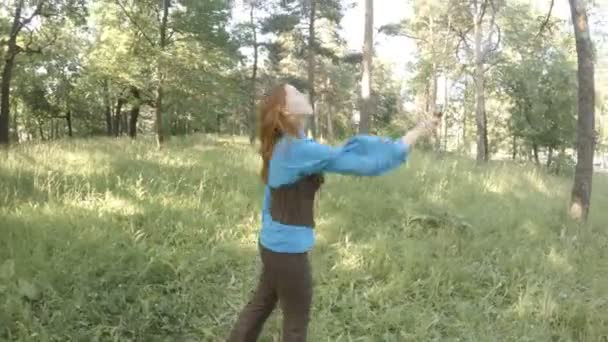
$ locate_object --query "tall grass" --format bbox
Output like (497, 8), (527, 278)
(1, 135), (607, 341)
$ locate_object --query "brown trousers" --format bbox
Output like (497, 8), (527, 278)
(227, 244), (312, 342)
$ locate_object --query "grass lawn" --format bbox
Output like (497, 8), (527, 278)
(1, 135), (607, 341)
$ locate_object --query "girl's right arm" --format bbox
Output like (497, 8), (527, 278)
(277, 118), (438, 177)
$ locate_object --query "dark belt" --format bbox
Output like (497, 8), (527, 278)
(269, 174), (323, 227)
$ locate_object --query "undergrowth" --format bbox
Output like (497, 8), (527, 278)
(1, 135), (607, 341)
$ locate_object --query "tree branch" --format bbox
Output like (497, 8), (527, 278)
(477, 0), (488, 23)
(251, 41), (274, 53)
(483, 54), (506, 72)
(15, 26), (59, 55)
(17, 0), (44, 32)
(442, 9), (453, 55)
(454, 27), (473, 52)
(15, 43), (41, 54)
(22, 25), (37, 51)
(166, 28), (177, 44)
(35, 29), (59, 52)
(154, 4), (161, 24)
(455, 38), (473, 68)
(535, 0), (554, 38)
(115, 0), (157, 47)
(377, 24), (424, 41)
(390, 30), (424, 41)
(488, 24), (501, 55)
(481, 0), (499, 57)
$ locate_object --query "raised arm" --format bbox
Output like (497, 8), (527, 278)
(270, 118), (439, 183)
(276, 136), (408, 177)
(323, 136), (409, 176)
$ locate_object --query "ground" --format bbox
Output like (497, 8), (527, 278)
(1, 135), (607, 341)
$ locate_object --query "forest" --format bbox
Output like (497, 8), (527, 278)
(1, 0), (608, 340)
(0, 1), (604, 151)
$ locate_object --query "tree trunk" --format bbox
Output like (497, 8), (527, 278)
(170, 116), (177, 135)
(103, 80), (113, 136)
(325, 77), (334, 141)
(556, 146), (566, 175)
(50, 119), (54, 140)
(307, 0), (317, 138)
(121, 110), (127, 135)
(11, 100), (19, 142)
(546, 147), (553, 168)
(249, 3), (258, 144)
(155, 0), (170, 147)
(568, 0), (596, 222)
(129, 86), (140, 138)
(105, 105), (113, 135)
(512, 135), (517, 160)
(359, 0), (373, 135)
(533, 143), (540, 165)
(443, 75), (449, 151)
(154, 75), (165, 147)
(114, 98), (125, 137)
(429, 73), (440, 149)
(326, 105), (334, 141)
(38, 118), (45, 140)
(0, 0), (24, 146)
(474, 7), (488, 162)
(217, 113), (221, 134)
(53, 118), (59, 139)
(462, 78), (468, 152)
(66, 110), (73, 137)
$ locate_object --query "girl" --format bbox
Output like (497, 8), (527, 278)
(228, 84), (438, 342)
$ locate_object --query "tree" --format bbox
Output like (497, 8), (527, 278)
(232, 0), (273, 143)
(497, 2), (577, 168)
(1, 0), (86, 145)
(568, 0), (596, 222)
(307, 0), (317, 138)
(109, 0), (235, 144)
(248, 0), (260, 144)
(500, 56), (577, 165)
(260, 0), (346, 139)
(128, 86), (140, 138)
(380, 0), (457, 148)
(454, 0), (501, 162)
(472, 0), (488, 162)
(1, 1), (44, 145)
(155, 0), (169, 147)
(433, 0), (501, 162)
(359, 0), (373, 134)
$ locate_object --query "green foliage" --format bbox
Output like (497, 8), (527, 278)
(370, 62), (402, 132)
(261, 13), (301, 34)
(0, 0), (593, 155)
(2, 0), (243, 140)
(1, 136), (607, 340)
(496, 2), (577, 160)
(499, 54), (577, 150)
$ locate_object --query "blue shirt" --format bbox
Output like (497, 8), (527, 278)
(259, 135), (410, 253)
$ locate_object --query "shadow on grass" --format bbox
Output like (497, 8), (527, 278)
(2, 139), (607, 340)
(305, 154), (606, 340)
(1, 138), (264, 340)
